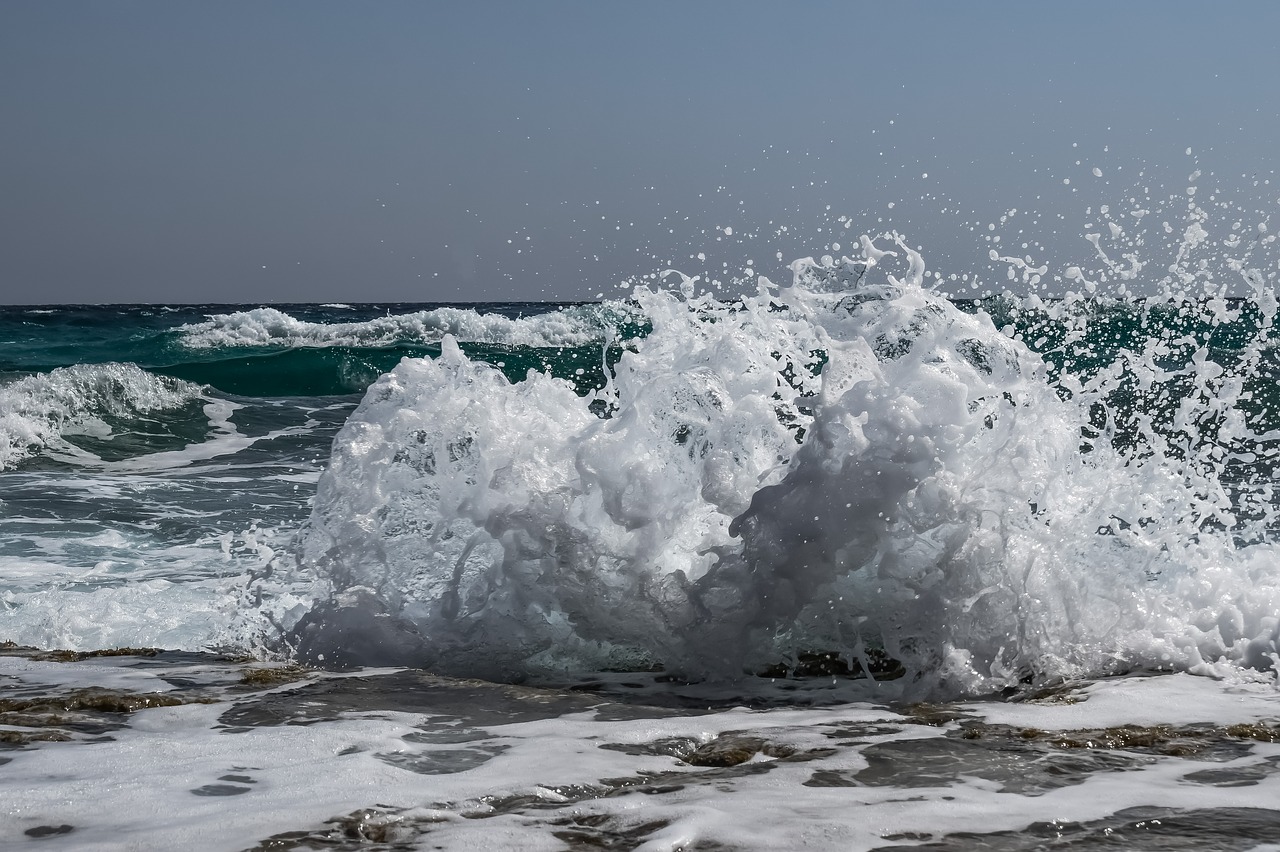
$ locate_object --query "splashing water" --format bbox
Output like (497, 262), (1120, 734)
(265, 230), (1280, 698)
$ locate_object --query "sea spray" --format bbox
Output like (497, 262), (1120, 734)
(277, 234), (1280, 696)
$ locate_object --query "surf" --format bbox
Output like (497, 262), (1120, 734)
(0, 363), (206, 470)
(262, 231), (1280, 698)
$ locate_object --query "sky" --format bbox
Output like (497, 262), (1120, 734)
(3, 1), (1280, 304)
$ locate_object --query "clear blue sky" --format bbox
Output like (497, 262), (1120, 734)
(3, 1), (1278, 303)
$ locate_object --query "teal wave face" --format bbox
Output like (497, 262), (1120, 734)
(153, 346), (430, 397)
(149, 342), (625, 397)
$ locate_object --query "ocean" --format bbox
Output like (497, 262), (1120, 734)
(4, 234), (1280, 849)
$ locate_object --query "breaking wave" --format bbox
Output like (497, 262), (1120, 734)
(178, 303), (641, 350)
(261, 233), (1280, 698)
(0, 364), (205, 470)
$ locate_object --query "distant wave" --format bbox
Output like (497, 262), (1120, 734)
(178, 304), (639, 350)
(0, 363), (203, 470)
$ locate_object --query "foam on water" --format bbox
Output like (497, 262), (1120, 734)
(275, 233), (1280, 697)
(178, 303), (636, 350)
(3, 579), (231, 650)
(1, 518), (297, 652)
(3, 656), (1279, 851)
(0, 387), (341, 652)
(0, 363), (204, 471)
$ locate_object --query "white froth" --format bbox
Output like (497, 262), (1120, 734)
(281, 234), (1280, 696)
(178, 304), (633, 350)
(0, 364), (204, 471)
(2, 579), (230, 650)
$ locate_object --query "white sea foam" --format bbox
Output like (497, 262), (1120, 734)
(280, 234), (1280, 697)
(1, 661), (1278, 851)
(178, 304), (633, 350)
(1, 578), (231, 650)
(0, 522), (296, 652)
(0, 364), (204, 471)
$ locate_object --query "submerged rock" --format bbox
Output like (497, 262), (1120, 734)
(684, 733), (797, 767)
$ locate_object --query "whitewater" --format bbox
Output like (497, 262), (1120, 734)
(5, 193), (1280, 847)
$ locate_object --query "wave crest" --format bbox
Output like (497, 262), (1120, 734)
(0, 364), (204, 470)
(179, 304), (638, 350)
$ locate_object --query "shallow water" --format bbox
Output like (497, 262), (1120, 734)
(2, 649), (1280, 850)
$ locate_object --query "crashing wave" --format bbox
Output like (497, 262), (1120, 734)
(272, 235), (1280, 698)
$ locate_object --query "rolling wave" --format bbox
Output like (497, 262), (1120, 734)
(0, 363), (204, 470)
(178, 303), (641, 350)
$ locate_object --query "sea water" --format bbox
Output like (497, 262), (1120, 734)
(5, 193), (1280, 848)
